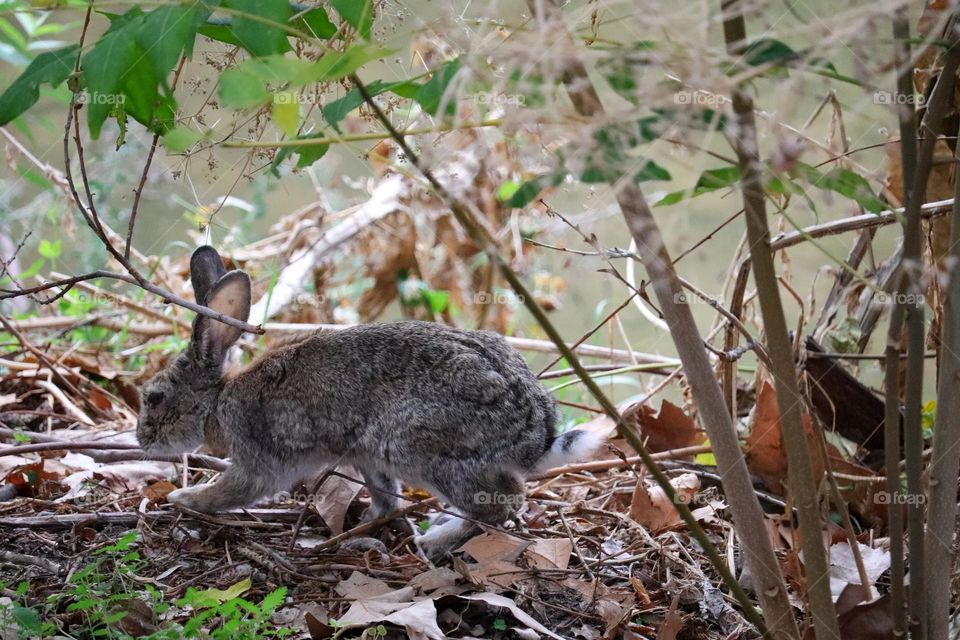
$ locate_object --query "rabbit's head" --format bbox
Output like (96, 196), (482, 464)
(137, 246), (251, 454)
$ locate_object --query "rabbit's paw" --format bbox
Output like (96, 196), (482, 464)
(167, 486), (216, 512)
(415, 515), (475, 564)
(415, 533), (453, 565)
(359, 504), (391, 523)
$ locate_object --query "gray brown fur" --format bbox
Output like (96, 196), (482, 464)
(137, 246), (598, 561)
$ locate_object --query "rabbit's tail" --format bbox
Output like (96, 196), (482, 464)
(533, 430), (603, 473)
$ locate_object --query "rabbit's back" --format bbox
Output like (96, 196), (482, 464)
(219, 321), (557, 474)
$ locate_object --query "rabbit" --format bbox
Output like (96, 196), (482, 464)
(137, 246), (602, 562)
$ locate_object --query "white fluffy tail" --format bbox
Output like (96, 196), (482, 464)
(533, 430), (603, 472)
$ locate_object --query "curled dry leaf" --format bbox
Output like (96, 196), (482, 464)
(143, 480), (176, 504)
(629, 472), (700, 531)
(746, 380), (877, 515)
(828, 542), (891, 601)
(623, 399), (705, 453)
(311, 468), (364, 536)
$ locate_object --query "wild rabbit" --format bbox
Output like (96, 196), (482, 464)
(137, 246), (601, 561)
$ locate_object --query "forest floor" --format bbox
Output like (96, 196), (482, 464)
(0, 357), (766, 640)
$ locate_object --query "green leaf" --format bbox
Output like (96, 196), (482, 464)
(103, 611), (129, 624)
(67, 599), (98, 612)
(138, 5), (201, 81)
(196, 577), (252, 605)
(321, 79), (418, 130)
(82, 12), (143, 138)
(197, 22), (242, 47)
(656, 166), (741, 207)
(163, 126), (205, 152)
(0, 16), (28, 54)
(271, 93), (300, 135)
(230, 55), (322, 86)
(580, 159), (670, 184)
(312, 43), (392, 82)
(505, 178), (545, 208)
(225, 0), (291, 57)
(598, 42), (655, 105)
(496, 180), (520, 202)
(37, 239), (61, 259)
(331, 0), (374, 40)
(499, 172), (565, 208)
(742, 38), (799, 67)
(119, 46), (168, 133)
(260, 586), (287, 613)
(269, 134), (330, 174)
(421, 289), (449, 314)
(921, 399), (936, 434)
(296, 6), (337, 39)
(12, 606), (42, 632)
(219, 68), (271, 108)
(0, 45), (79, 126)
(101, 7), (145, 33)
(795, 163), (887, 213)
(321, 87), (367, 130)
(580, 120), (672, 184)
(98, 531), (139, 553)
(695, 451), (717, 466)
(414, 57), (461, 116)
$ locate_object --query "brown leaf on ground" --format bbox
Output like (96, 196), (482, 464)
(457, 531), (528, 588)
(655, 595), (683, 640)
(143, 480), (176, 504)
(4, 460), (63, 498)
(629, 472), (700, 531)
(312, 470), (364, 536)
(525, 538), (573, 570)
(837, 590), (895, 640)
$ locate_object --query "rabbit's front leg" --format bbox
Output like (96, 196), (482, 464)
(360, 470), (401, 522)
(167, 466), (268, 513)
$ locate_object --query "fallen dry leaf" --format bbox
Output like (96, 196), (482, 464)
(629, 472), (700, 531)
(525, 538), (573, 570)
(312, 468), (364, 536)
(828, 542), (891, 601)
(143, 480), (176, 503)
(623, 400), (705, 453)
(655, 595), (683, 640)
(458, 592), (566, 640)
(837, 590), (895, 640)
(338, 595), (444, 640)
(408, 567), (461, 594)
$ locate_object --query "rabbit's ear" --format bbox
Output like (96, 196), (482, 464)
(192, 270), (251, 363)
(190, 246), (227, 305)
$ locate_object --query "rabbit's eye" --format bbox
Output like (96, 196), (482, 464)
(146, 390), (164, 407)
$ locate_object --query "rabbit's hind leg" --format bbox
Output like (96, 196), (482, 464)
(360, 469), (401, 522)
(167, 465), (273, 512)
(416, 466), (524, 563)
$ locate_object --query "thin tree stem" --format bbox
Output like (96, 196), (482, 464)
(721, 4), (838, 638)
